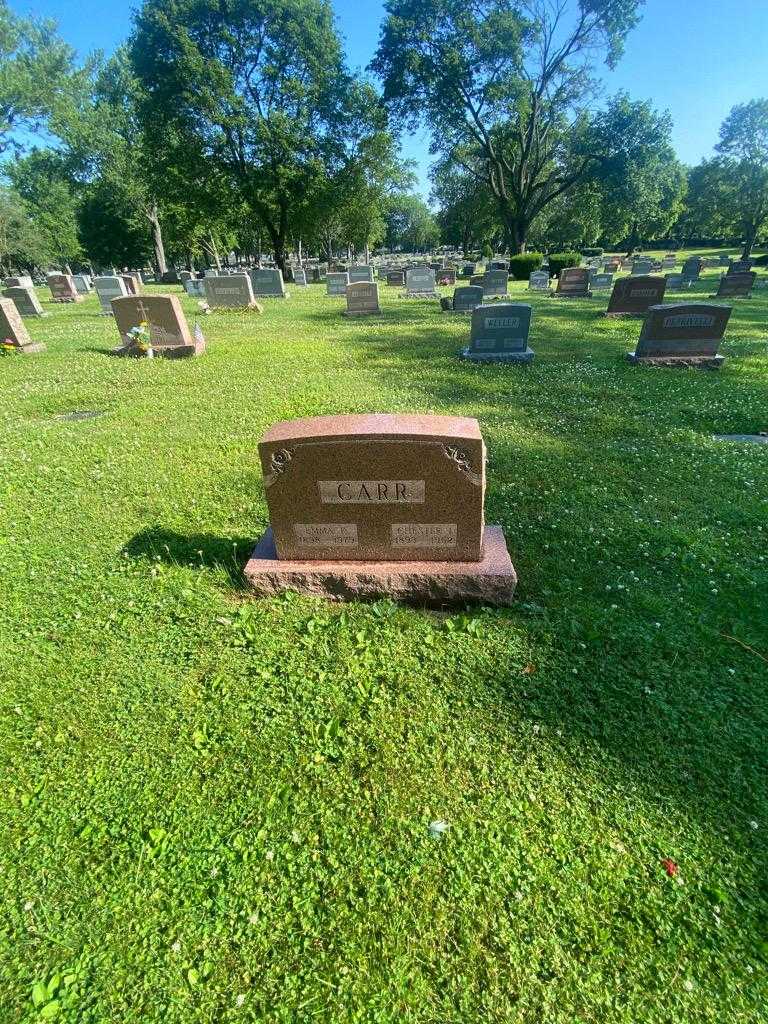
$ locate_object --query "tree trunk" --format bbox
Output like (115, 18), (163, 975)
(147, 203), (168, 276)
(364, 243), (370, 264)
(741, 224), (758, 259)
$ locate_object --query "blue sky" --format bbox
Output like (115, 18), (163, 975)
(11, 0), (768, 199)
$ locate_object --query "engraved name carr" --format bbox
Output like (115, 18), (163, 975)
(318, 480), (426, 504)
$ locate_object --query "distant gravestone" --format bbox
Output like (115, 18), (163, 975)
(404, 266), (437, 297)
(386, 270), (405, 287)
(184, 278), (207, 298)
(179, 270), (193, 283)
(293, 268), (308, 287)
(630, 258), (653, 275)
(161, 270), (180, 284)
(461, 263), (476, 278)
(713, 271), (755, 298)
(728, 258), (754, 274)
(604, 259), (621, 273)
(344, 282), (381, 317)
(661, 256), (677, 271)
(0, 297), (44, 353)
(665, 273), (692, 292)
(47, 273), (82, 303)
(528, 270), (550, 291)
(437, 269), (456, 286)
(592, 273), (614, 290)
(717, 254), (731, 267)
(489, 260), (509, 272)
(3, 286), (45, 317)
(326, 272), (349, 297)
(5, 275), (33, 289)
(94, 275), (129, 315)
(553, 267), (590, 298)
(681, 257), (703, 281)
(72, 274), (92, 295)
(251, 268), (287, 298)
(204, 273), (261, 309)
(605, 275), (666, 317)
(120, 274), (139, 296)
(442, 285), (483, 314)
(627, 303), (731, 369)
(349, 265), (374, 284)
(462, 302), (534, 363)
(482, 270), (509, 299)
(111, 294), (204, 358)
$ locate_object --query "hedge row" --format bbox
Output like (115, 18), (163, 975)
(508, 253), (544, 279)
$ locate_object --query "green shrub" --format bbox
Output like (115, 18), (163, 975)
(481, 243), (493, 260)
(508, 252), (544, 279)
(548, 251), (581, 278)
(581, 247), (603, 257)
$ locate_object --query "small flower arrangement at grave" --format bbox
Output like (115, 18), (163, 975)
(0, 338), (16, 355)
(127, 321), (153, 358)
(198, 300), (210, 315)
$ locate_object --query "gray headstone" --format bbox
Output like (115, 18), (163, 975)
(293, 268), (308, 287)
(405, 266), (437, 295)
(251, 268), (287, 298)
(3, 286), (45, 317)
(184, 279), (207, 298)
(482, 270), (509, 299)
(463, 302), (534, 363)
(326, 272), (349, 296)
(344, 282), (380, 316)
(94, 275), (129, 314)
(592, 273), (614, 290)
(203, 273), (258, 308)
(72, 274), (92, 294)
(349, 265), (374, 284)
(528, 270), (550, 291)
(451, 286), (484, 313)
(629, 303), (731, 365)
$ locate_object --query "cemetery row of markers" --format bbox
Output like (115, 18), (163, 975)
(2, 252), (759, 608)
(1, 254), (758, 368)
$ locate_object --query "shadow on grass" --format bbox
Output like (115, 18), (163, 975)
(123, 526), (257, 586)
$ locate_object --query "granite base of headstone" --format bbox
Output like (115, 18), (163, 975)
(244, 414), (516, 606)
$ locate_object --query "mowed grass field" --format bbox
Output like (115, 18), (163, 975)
(1, 252), (767, 1022)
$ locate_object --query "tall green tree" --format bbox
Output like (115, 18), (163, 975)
(586, 95), (686, 250)
(384, 194), (439, 251)
(0, 186), (49, 273)
(714, 99), (768, 257)
(0, 0), (77, 153)
(431, 157), (496, 255)
(131, 0), (370, 271)
(371, 0), (642, 253)
(6, 149), (82, 267)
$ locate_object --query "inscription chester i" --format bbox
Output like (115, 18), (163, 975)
(318, 480), (425, 503)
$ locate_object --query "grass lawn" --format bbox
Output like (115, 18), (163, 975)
(1, 255), (767, 1022)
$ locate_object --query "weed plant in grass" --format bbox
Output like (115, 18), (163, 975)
(1, 258), (766, 1022)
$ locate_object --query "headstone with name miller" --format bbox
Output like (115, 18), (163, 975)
(605, 275), (666, 317)
(462, 302), (534, 363)
(344, 282), (381, 317)
(552, 267), (591, 298)
(111, 294), (205, 358)
(0, 297), (44, 353)
(251, 268), (288, 298)
(528, 270), (550, 291)
(403, 266), (438, 298)
(47, 273), (82, 303)
(440, 285), (484, 314)
(326, 272), (349, 297)
(94, 275), (129, 315)
(713, 271), (755, 298)
(3, 286), (45, 317)
(386, 270), (405, 287)
(204, 273), (262, 310)
(482, 269), (509, 299)
(245, 413), (516, 605)
(592, 273), (614, 290)
(627, 303), (731, 369)
(349, 265), (374, 284)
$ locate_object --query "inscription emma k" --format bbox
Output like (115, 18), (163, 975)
(318, 479), (425, 504)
